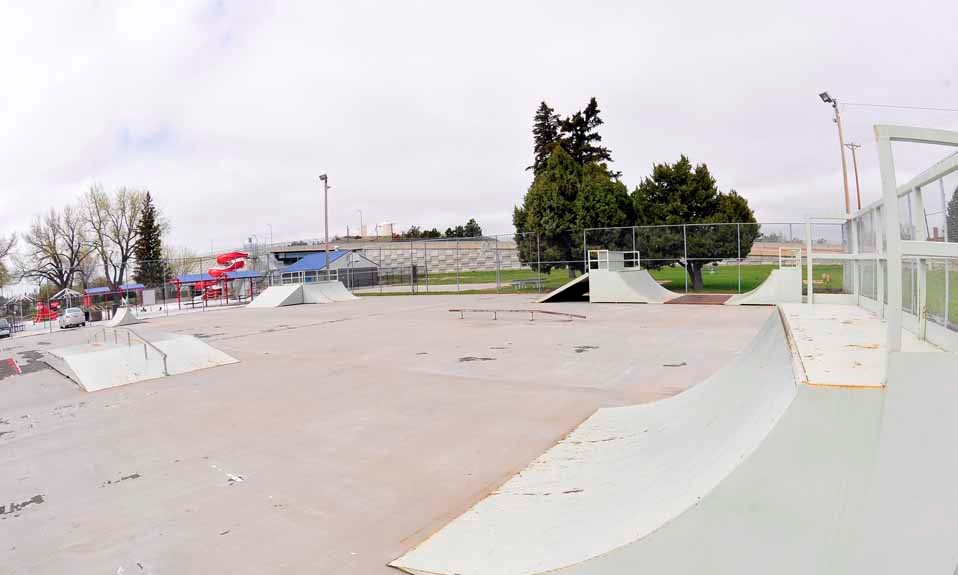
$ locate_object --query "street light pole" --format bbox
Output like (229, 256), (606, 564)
(265, 224), (273, 274)
(819, 91), (851, 216)
(845, 142), (862, 211)
(357, 209), (363, 237)
(320, 174), (330, 281)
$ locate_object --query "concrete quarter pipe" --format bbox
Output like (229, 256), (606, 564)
(391, 304), (958, 575)
(539, 270), (677, 304)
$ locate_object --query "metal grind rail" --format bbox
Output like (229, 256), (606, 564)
(89, 326), (169, 376)
(449, 309), (586, 321)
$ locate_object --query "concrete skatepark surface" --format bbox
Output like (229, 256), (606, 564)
(0, 295), (770, 575)
(392, 304), (958, 575)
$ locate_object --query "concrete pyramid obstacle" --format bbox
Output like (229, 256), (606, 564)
(45, 330), (238, 392)
(248, 281), (358, 308)
(107, 306), (141, 327)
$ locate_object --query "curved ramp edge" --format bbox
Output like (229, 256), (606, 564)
(725, 267), (802, 306)
(537, 273), (589, 303)
(588, 269), (677, 303)
(390, 310), (797, 575)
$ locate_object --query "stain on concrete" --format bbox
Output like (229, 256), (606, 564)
(15, 350), (50, 376)
(574, 345), (599, 354)
(0, 431), (13, 439)
(101, 473), (141, 487)
(458, 356), (495, 362)
(0, 494), (45, 518)
(194, 332), (227, 339)
(36, 341), (51, 346)
(663, 361), (687, 367)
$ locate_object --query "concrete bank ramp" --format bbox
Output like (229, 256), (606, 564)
(248, 281), (358, 308)
(588, 269), (677, 303)
(106, 306), (141, 327)
(391, 304), (958, 575)
(45, 330), (237, 392)
(247, 284), (305, 308)
(725, 267), (802, 306)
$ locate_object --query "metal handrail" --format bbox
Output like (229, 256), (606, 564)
(89, 326), (169, 376)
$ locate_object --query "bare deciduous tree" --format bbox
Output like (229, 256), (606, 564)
(163, 245), (203, 278)
(84, 184), (146, 289)
(16, 206), (92, 290)
(0, 234), (16, 288)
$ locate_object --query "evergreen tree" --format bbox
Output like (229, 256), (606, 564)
(560, 97), (618, 176)
(528, 102), (563, 175)
(947, 185), (958, 243)
(631, 156), (758, 289)
(132, 192), (168, 287)
(463, 218), (483, 237)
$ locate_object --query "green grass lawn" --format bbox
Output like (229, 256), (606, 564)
(422, 264), (845, 294)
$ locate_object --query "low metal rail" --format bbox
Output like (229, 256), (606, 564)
(89, 326), (169, 376)
(449, 308), (586, 321)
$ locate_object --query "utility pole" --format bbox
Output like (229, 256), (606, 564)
(357, 209), (364, 237)
(819, 92), (851, 216)
(845, 142), (862, 211)
(320, 174), (330, 281)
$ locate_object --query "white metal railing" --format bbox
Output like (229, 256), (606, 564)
(588, 250), (641, 272)
(805, 125), (958, 352)
(778, 247), (801, 268)
(89, 326), (169, 376)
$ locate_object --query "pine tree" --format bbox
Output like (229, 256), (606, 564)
(528, 102), (563, 175)
(560, 97), (618, 177)
(133, 192), (168, 287)
(463, 218), (482, 237)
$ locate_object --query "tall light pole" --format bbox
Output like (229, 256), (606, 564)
(357, 209), (364, 237)
(819, 91), (851, 216)
(845, 142), (862, 211)
(319, 174), (330, 280)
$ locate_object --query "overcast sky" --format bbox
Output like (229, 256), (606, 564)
(2, 0), (957, 254)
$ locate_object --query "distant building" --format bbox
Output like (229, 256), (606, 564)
(277, 249), (380, 287)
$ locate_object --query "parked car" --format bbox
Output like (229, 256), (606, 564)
(58, 307), (86, 329)
(0, 318), (10, 338)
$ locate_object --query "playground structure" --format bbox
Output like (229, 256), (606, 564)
(173, 251), (260, 308)
(391, 125), (958, 574)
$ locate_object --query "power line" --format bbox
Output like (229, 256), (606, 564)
(842, 101), (958, 113)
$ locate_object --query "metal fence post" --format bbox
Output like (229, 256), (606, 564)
(737, 223), (742, 294)
(582, 230), (587, 275)
(495, 236), (501, 292)
(682, 224), (688, 293)
(536, 232), (541, 292)
(424, 240), (429, 294)
(456, 239), (461, 293)
(409, 240), (414, 294)
(632, 226), (636, 254)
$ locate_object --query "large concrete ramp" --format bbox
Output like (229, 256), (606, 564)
(45, 331), (237, 392)
(247, 284), (304, 308)
(588, 269), (677, 303)
(302, 283), (334, 304)
(391, 305), (957, 575)
(391, 311), (798, 575)
(725, 267), (802, 306)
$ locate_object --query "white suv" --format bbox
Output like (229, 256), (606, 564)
(58, 307), (86, 329)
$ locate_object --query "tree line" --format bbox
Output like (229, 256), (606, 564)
(514, 98), (760, 288)
(401, 218), (483, 240)
(2, 185), (173, 295)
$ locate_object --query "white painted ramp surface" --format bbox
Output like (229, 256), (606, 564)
(314, 280), (358, 301)
(537, 273), (589, 303)
(247, 284), (303, 308)
(725, 267), (802, 306)
(588, 269), (677, 303)
(781, 304), (938, 387)
(107, 306), (141, 327)
(393, 304), (958, 575)
(45, 332), (237, 392)
(302, 283), (333, 304)
(391, 311), (797, 575)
